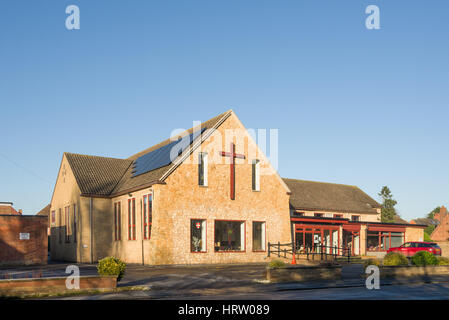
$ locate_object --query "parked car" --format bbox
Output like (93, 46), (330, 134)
(387, 242), (442, 257)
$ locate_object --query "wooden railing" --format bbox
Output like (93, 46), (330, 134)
(267, 242), (354, 262)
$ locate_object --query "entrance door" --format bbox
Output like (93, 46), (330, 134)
(343, 230), (360, 256)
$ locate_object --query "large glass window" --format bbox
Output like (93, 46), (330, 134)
(191, 219), (206, 252)
(391, 232), (404, 248)
(367, 231), (404, 251)
(252, 221), (266, 251)
(367, 232), (379, 251)
(214, 220), (245, 252)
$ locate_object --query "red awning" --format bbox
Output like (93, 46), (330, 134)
(367, 225), (406, 232)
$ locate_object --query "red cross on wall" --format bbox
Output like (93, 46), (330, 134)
(220, 142), (245, 200)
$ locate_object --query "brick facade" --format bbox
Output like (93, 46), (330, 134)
(49, 110), (425, 264)
(0, 215), (48, 266)
(431, 206), (449, 241)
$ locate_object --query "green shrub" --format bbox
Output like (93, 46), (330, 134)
(268, 259), (286, 268)
(363, 258), (380, 269)
(382, 252), (409, 266)
(97, 256), (126, 281)
(411, 251), (438, 266)
(437, 257), (449, 266)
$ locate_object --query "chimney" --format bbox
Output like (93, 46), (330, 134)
(441, 206), (447, 215)
(18, 209), (23, 215)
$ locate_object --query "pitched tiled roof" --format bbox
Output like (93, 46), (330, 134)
(411, 218), (439, 226)
(64, 110), (232, 197)
(36, 204), (51, 216)
(283, 178), (381, 214)
(110, 110), (232, 195)
(393, 215), (409, 224)
(65, 153), (133, 196)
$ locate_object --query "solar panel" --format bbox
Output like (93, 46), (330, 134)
(132, 127), (206, 177)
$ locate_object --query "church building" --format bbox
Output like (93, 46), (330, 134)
(49, 110), (424, 264)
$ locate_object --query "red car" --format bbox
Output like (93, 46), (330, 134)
(387, 241), (442, 257)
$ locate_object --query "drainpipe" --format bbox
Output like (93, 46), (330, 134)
(90, 197), (93, 263)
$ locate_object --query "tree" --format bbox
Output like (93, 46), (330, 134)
(378, 186), (397, 223)
(427, 207), (440, 220)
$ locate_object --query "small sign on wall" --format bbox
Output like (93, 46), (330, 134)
(19, 233), (30, 240)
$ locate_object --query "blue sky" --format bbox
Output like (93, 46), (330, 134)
(0, 1), (448, 220)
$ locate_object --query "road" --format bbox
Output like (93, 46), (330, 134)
(5, 262), (449, 300)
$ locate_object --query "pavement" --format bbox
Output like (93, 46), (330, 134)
(3, 261), (449, 299)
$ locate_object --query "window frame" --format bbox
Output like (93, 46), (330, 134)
(366, 231), (404, 252)
(333, 214), (343, 218)
(190, 219), (207, 253)
(58, 208), (62, 244)
(213, 219), (246, 253)
(143, 194), (153, 240)
(198, 152), (208, 187)
(128, 198), (136, 240)
(65, 205), (70, 243)
(114, 201), (121, 241)
(252, 221), (266, 252)
(73, 204), (77, 243)
(252, 159), (260, 191)
(351, 215), (360, 222)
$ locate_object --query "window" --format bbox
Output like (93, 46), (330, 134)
(333, 214), (343, 218)
(128, 198), (136, 240)
(367, 231), (404, 251)
(390, 232), (404, 248)
(252, 159), (260, 191)
(114, 202), (121, 241)
(191, 219), (206, 252)
(51, 210), (56, 225)
(73, 204), (77, 243)
(143, 194), (153, 240)
(198, 152), (208, 186)
(351, 215), (360, 222)
(65, 205), (70, 243)
(401, 242), (412, 248)
(252, 221), (266, 251)
(293, 212), (304, 217)
(214, 220), (245, 252)
(58, 209), (62, 244)
(314, 213), (324, 217)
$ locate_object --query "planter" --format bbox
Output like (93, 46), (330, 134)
(266, 265), (342, 283)
(0, 275), (117, 295)
(368, 265), (449, 278)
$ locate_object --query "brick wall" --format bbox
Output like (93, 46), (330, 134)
(0, 215), (48, 266)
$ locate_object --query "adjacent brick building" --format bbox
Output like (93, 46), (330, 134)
(0, 202), (22, 215)
(49, 110), (425, 264)
(0, 214), (48, 266)
(431, 206), (449, 241)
